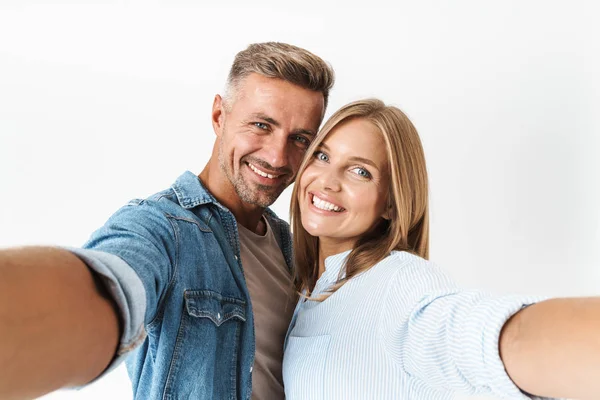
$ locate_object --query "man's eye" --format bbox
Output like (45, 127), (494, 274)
(291, 135), (310, 147)
(254, 122), (269, 130)
(314, 151), (329, 162)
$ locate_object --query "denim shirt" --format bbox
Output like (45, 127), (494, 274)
(69, 171), (293, 400)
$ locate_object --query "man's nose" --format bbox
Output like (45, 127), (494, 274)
(262, 134), (289, 169)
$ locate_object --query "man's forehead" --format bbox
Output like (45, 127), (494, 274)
(238, 74), (322, 104)
(239, 80), (314, 104)
(235, 93), (322, 123)
(230, 74), (324, 127)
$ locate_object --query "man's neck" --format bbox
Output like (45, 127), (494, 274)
(198, 165), (266, 235)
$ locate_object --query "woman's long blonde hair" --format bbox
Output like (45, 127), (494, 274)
(290, 99), (429, 297)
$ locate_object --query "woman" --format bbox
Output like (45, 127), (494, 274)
(283, 99), (598, 400)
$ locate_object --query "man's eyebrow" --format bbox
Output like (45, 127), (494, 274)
(292, 128), (316, 137)
(251, 113), (280, 127)
(251, 113), (316, 137)
(317, 143), (379, 169)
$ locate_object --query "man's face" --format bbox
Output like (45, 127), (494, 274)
(214, 73), (325, 208)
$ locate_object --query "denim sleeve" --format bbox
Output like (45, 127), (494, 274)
(66, 199), (177, 378)
(382, 260), (558, 400)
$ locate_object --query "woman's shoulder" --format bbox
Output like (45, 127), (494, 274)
(378, 250), (434, 270)
(377, 251), (454, 286)
(375, 252), (459, 317)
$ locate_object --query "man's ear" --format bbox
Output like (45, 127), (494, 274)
(212, 94), (225, 137)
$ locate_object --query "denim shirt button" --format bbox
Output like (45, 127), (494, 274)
(217, 312), (221, 320)
(250, 366), (253, 373)
(234, 255), (238, 261)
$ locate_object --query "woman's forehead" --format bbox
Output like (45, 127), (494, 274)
(321, 119), (387, 162)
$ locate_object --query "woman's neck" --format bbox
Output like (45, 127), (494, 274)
(317, 239), (355, 278)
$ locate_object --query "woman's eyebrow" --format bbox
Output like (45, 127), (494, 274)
(349, 156), (378, 168)
(318, 142), (378, 169)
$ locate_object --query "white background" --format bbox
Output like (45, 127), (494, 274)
(0, 1), (598, 399)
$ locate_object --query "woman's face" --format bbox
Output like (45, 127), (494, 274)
(298, 118), (390, 252)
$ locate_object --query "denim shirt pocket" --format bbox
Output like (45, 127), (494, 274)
(185, 290), (247, 325)
(163, 290), (247, 400)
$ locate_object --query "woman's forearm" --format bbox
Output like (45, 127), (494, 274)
(500, 297), (600, 400)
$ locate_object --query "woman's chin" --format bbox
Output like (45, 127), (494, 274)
(301, 220), (327, 238)
(302, 226), (322, 238)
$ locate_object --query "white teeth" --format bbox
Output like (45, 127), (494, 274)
(248, 163), (278, 179)
(312, 195), (343, 212)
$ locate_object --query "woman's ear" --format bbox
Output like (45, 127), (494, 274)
(382, 208), (391, 221)
(381, 199), (392, 221)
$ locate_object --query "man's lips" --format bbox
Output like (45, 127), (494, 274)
(244, 162), (289, 185)
(247, 162), (283, 179)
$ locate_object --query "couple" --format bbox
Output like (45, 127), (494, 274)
(1, 42), (599, 400)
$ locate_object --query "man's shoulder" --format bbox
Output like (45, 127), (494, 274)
(263, 208), (291, 233)
(125, 171), (213, 218)
(126, 188), (184, 215)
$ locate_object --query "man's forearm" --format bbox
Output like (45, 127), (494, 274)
(0, 247), (120, 400)
(500, 297), (600, 400)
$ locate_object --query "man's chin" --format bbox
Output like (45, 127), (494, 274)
(236, 188), (281, 208)
(252, 193), (280, 208)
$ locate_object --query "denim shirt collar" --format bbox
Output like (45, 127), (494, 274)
(171, 171), (218, 209)
(171, 170), (285, 222)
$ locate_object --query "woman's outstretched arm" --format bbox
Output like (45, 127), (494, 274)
(500, 297), (600, 400)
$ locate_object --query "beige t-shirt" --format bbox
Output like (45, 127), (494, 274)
(237, 217), (297, 400)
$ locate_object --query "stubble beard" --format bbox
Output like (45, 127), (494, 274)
(218, 140), (284, 208)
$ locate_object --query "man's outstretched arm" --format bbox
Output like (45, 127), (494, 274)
(0, 246), (120, 400)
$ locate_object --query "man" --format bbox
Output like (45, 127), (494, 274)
(0, 42), (334, 400)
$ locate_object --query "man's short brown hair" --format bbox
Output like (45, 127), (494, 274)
(225, 42), (335, 109)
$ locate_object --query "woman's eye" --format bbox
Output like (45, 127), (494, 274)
(351, 167), (372, 179)
(314, 151), (329, 162)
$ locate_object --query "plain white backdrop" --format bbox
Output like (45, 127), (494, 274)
(0, 1), (598, 400)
